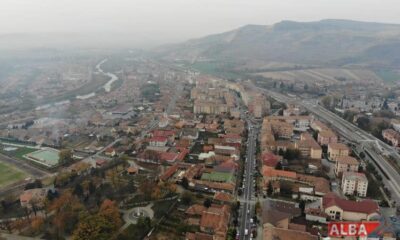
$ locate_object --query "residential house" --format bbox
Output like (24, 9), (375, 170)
(104, 147), (116, 157)
(382, 129), (400, 147)
(20, 188), (47, 209)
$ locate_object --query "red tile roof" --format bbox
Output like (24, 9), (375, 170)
(149, 136), (168, 142)
(323, 192), (379, 214)
(160, 164), (178, 181)
(160, 152), (179, 162)
(262, 152), (281, 167)
(213, 192), (233, 203)
(152, 130), (176, 138)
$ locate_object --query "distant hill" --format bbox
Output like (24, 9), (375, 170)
(154, 19), (400, 68)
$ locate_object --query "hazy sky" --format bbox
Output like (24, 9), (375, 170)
(2, 0), (400, 46)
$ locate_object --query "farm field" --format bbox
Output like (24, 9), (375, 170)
(0, 161), (28, 188)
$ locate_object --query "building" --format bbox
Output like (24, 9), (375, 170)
(323, 192), (379, 221)
(214, 145), (237, 156)
(341, 172), (368, 197)
(382, 129), (400, 147)
(296, 133), (322, 159)
(149, 136), (168, 147)
(263, 223), (318, 240)
(317, 130), (337, 145)
(20, 188), (48, 209)
(104, 147), (116, 157)
(328, 143), (349, 161)
(310, 120), (329, 132)
(305, 208), (328, 224)
(199, 205), (230, 239)
(334, 156), (359, 176)
(194, 100), (229, 115)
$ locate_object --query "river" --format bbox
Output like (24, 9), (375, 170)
(76, 58), (118, 99)
(36, 59), (118, 110)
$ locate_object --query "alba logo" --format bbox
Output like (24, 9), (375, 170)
(328, 222), (380, 237)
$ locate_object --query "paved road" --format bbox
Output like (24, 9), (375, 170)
(239, 121), (257, 239)
(256, 86), (400, 205)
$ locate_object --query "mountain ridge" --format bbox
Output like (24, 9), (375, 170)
(154, 19), (400, 68)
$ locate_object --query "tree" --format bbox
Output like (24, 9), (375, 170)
(72, 213), (113, 240)
(49, 191), (85, 235)
(312, 131), (319, 141)
(299, 200), (306, 216)
(343, 110), (356, 122)
(321, 96), (332, 109)
(278, 148), (284, 156)
(59, 149), (73, 165)
(255, 201), (261, 214)
(267, 181), (273, 196)
(25, 179), (42, 190)
(31, 217), (44, 233)
(73, 183), (84, 198)
(98, 199), (122, 231)
(356, 116), (370, 131)
(139, 181), (157, 201)
(203, 198), (212, 208)
(88, 181), (96, 195)
(181, 191), (193, 205)
(227, 228), (237, 240)
(181, 177), (189, 189)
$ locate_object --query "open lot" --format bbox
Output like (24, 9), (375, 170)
(254, 68), (383, 86)
(0, 161), (28, 188)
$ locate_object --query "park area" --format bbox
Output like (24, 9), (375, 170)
(1, 143), (60, 168)
(0, 161), (28, 188)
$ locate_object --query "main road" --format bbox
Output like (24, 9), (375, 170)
(239, 119), (258, 239)
(255, 85), (400, 204)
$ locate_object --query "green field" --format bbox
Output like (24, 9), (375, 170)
(189, 61), (244, 80)
(0, 162), (28, 188)
(13, 147), (38, 159)
(1, 146), (37, 160)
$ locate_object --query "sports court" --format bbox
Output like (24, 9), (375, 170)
(24, 148), (60, 167)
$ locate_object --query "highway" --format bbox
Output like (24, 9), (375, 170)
(238, 119), (258, 239)
(257, 86), (400, 204)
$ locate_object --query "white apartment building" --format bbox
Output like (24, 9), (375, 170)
(341, 172), (368, 197)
